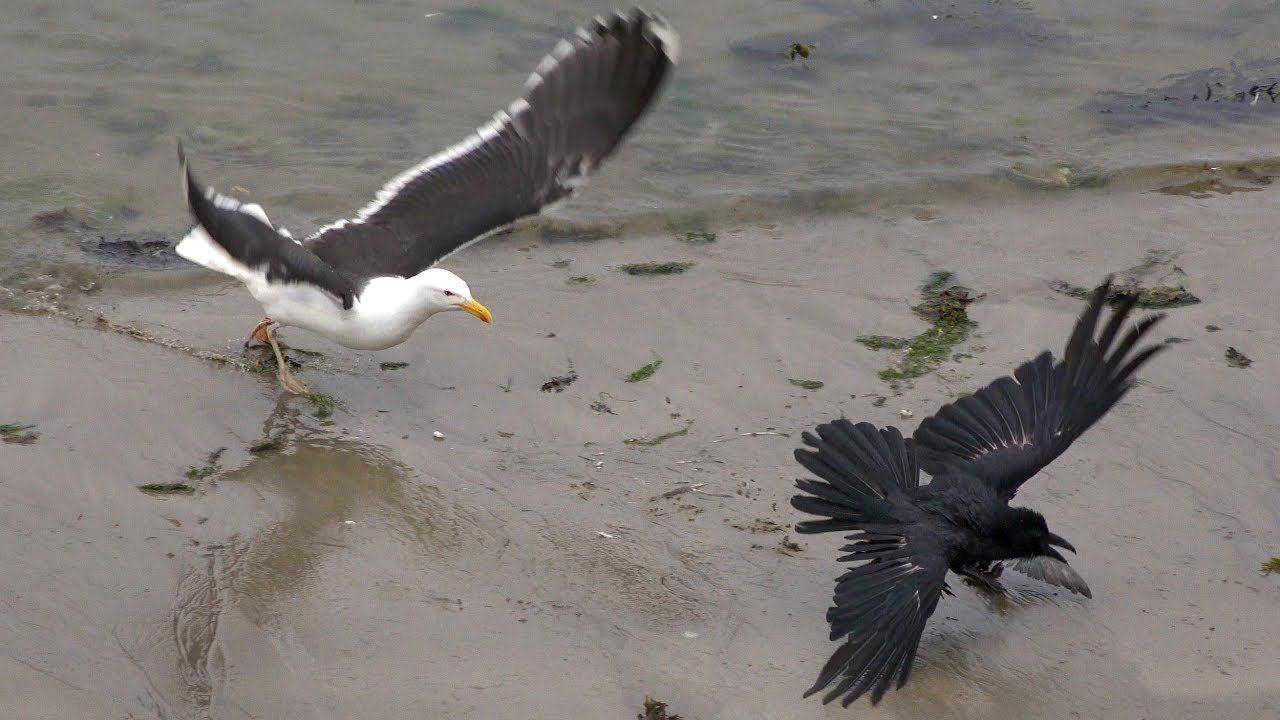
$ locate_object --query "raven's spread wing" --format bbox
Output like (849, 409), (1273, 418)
(791, 420), (948, 706)
(792, 419), (920, 532)
(806, 523), (949, 707)
(912, 278), (1166, 501)
(305, 9), (677, 282)
(175, 143), (357, 308)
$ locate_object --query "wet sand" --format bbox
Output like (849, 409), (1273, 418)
(4, 177), (1279, 719)
(4, 0), (1280, 717)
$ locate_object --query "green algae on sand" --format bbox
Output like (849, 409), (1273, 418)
(139, 482), (195, 495)
(184, 465), (217, 480)
(870, 271), (983, 386)
(306, 392), (335, 419)
(626, 355), (663, 383)
(856, 334), (909, 350)
(625, 421), (692, 446)
(0, 423), (40, 445)
(618, 261), (693, 276)
(249, 434), (286, 454)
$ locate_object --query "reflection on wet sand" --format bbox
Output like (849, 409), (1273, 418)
(3, 1), (1280, 716)
(129, 406), (459, 715)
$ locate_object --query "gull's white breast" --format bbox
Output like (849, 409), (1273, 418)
(255, 276), (436, 351)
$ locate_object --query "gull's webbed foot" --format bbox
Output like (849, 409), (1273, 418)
(245, 317), (273, 349)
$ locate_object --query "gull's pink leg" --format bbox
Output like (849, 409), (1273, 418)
(265, 324), (310, 395)
(245, 317), (273, 348)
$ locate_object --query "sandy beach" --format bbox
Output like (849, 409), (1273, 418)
(2, 1), (1279, 718)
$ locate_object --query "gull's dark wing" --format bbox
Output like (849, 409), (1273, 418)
(912, 278), (1166, 501)
(306, 9), (677, 281)
(791, 420), (949, 706)
(176, 144), (357, 308)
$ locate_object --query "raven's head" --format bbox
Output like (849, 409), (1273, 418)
(997, 507), (1076, 563)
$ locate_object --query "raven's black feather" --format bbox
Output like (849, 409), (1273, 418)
(790, 278), (1165, 707)
(912, 278), (1166, 500)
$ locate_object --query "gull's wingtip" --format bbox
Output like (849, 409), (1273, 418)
(176, 138), (193, 205)
(636, 7), (680, 65)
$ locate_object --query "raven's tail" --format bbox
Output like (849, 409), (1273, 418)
(791, 419), (919, 533)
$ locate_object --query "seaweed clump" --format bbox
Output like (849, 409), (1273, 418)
(139, 482), (195, 495)
(627, 355), (663, 383)
(638, 697), (683, 720)
(182, 447), (225, 479)
(1050, 250), (1200, 309)
(249, 434), (286, 454)
(872, 271), (983, 387)
(789, 378), (824, 390)
(618, 261), (693, 276)
(541, 371), (579, 392)
(1261, 557), (1280, 575)
(306, 392), (335, 419)
(1, 423), (39, 445)
(184, 465), (217, 480)
(1225, 347), (1252, 368)
(625, 421), (692, 446)
(786, 42), (814, 61)
(856, 335), (909, 350)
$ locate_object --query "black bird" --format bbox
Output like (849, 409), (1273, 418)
(790, 278), (1166, 706)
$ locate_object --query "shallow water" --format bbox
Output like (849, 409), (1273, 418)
(2, 1), (1279, 719)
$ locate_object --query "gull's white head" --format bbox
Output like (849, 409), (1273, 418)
(415, 268), (492, 323)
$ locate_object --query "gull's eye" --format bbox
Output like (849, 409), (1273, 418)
(443, 290), (456, 297)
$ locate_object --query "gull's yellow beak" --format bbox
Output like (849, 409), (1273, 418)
(460, 298), (493, 323)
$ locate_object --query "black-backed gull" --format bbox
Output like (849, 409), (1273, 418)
(176, 8), (677, 393)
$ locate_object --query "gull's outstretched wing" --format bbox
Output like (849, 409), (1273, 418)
(175, 143), (357, 308)
(912, 278), (1166, 501)
(792, 420), (948, 706)
(305, 8), (677, 282)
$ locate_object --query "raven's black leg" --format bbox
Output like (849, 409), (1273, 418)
(957, 562), (1006, 595)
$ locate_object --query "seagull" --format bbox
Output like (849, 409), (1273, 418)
(790, 278), (1166, 706)
(176, 8), (678, 393)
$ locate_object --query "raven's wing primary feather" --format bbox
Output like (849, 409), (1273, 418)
(912, 277), (1166, 501)
(791, 419), (920, 532)
(791, 420), (947, 706)
(305, 9), (676, 283)
(806, 524), (949, 707)
(1009, 556), (1092, 598)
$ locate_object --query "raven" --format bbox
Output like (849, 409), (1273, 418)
(790, 277), (1166, 706)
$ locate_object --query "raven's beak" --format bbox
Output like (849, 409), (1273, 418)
(1047, 532), (1076, 555)
(1043, 546), (1068, 564)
